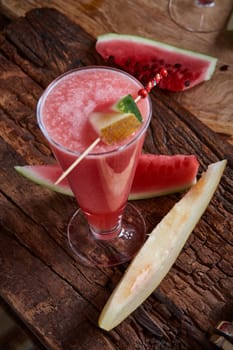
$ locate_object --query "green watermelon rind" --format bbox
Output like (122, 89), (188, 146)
(14, 165), (74, 197)
(115, 95), (143, 122)
(97, 33), (217, 82)
(128, 179), (196, 201)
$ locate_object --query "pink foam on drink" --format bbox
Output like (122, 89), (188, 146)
(41, 68), (148, 153)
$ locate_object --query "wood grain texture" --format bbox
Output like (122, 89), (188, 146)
(0, 0), (233, 145)
(0, 8), (233, 350)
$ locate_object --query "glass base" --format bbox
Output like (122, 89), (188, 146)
(67, 203), (146, 267)
(169, 0), (232, 33)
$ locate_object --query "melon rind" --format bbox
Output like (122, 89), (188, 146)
(96, 33), (217, 89)
(98, 160), (227, 331)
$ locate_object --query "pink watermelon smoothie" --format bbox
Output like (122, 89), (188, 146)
(37, 67), (151, 233)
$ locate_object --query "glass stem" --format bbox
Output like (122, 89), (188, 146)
(195, 0), (215, 7)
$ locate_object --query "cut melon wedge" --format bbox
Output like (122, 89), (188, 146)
(98, 160), (227, 331)
(90, 111), (142, 145)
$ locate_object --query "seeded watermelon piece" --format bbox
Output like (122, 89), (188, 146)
(15, 154), (199, 200)
(96, 33), (217, 91)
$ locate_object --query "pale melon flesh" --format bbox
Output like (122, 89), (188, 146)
(98, 160), (227, 331)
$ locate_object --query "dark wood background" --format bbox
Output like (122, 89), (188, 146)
(0, 8), (233, 350)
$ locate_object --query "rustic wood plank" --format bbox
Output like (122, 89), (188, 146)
(0, 0), (233, 145)
(0, 8), (232, 350)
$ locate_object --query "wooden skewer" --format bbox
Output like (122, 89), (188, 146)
(55, 96), (143, 185)
(54, 69), (167, 185)
(55, 137), (100, 184)
(134, 95), (141, 104)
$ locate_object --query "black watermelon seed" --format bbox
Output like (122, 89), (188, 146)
(151, 65), (158, 73)
(108, 55), (115, 64)
(184, 80), (190, 87)
(125, 58), (131, 66)
(174, 63), (182, 69)
(220, 65), (229, 71)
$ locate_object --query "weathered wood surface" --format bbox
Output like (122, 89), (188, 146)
(0, 8), (233, 350)
(0, 0), (233, 146)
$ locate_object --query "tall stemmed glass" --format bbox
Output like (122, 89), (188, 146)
(169, 0), (232, 33)
(37, 66), (152, 267)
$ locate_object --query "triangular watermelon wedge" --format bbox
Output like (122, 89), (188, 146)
(15, 154), (199, 200)
(96, 33), (217, 91)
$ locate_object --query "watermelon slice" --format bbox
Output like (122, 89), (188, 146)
(96, 33), (217, 91)
(129, 154), (199, 200)
(14, 154), (199, 200)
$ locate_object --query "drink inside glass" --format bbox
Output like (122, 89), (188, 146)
(37, 66), (152, 266)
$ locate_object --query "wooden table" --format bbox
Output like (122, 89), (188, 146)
(0, 4), (233, 350)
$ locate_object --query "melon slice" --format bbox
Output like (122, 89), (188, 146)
(96, 33), (217, 91)
(98, 160), (227, 330)
(91, 111), (141, 145)
(14, 154), (199, 200)
(90, 94), (143, 145)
